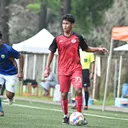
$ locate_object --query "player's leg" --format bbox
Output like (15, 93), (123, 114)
(40, 82), (50, 96)
(59, 75), (71, 124)
(0, 97), (4, 116)
(82, 69), (90, 110)
(6, 91), (15, 105)
(0, 77), (4, 116)
(74, 88), (83, 112)
(4, 75), (17, 105)
(71, 70), (83, 113)
(1, 82), (5, 95)
(83, 87), (89, 110)
(71, 70), (88, 125)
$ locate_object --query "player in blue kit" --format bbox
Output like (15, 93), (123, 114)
(0, 31), (24, 116)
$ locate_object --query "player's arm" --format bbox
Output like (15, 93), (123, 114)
(79, 35), (108, 53)
(8, 46), (24, 80)
(90, 62), (95, 79)
(18, 54), (24, 80)
(44, 52), (54, 78)
(86, 47), (108, 53)
(89, 53), (95, 79)
(44, 38), (57, 78)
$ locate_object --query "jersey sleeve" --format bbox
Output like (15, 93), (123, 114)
(79, 35), (88, 51)
(49, 38), (58, 53)
(8, 46), (20, 59)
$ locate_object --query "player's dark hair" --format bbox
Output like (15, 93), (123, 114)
(0, 31), (2, 39)
(62, 14), (75, 23)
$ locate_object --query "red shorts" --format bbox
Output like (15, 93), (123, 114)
(58, 70), (82, 92)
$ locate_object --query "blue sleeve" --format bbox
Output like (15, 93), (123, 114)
(8, 45), (20, 59)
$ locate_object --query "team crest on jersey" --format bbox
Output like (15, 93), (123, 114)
(71, 39), (76, 43)
(1, 54), (5, 59)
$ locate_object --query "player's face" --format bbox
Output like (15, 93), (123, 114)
(62, 20), (74, 33)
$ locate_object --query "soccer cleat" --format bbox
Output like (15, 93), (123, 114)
(83, 106), (88, 110)
(82, 118), (88, 125)
(0, 111), (4, 116)
(62, 116), (69, 124)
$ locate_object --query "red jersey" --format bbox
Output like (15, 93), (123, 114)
(49, 33), (88, 75)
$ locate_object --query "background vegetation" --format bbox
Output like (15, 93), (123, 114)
(0, 0), (128, 101)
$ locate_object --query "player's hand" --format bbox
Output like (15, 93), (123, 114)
(18, 72), (23, 81)
(44, 67), (50, 78)
(90, 73), (94, 80)
(97, 48), (108, 53)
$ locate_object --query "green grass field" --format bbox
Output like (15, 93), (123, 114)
(0, 100), (128, 128)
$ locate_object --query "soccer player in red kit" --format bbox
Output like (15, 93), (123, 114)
(44, 14), (108, 124)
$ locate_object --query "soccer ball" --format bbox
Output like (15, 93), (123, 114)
(69, 112), (86, 126)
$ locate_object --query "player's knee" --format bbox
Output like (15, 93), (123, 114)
(61, 92), (68, 100)
(6, 91), (14, 99)
(75, 89), (82, 96)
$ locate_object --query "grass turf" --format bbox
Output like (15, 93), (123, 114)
(0, 100), (128, 128)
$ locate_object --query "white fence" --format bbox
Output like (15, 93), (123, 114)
(23, 53), (58, 81)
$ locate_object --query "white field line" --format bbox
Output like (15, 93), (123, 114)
(3, 102), (128, 121)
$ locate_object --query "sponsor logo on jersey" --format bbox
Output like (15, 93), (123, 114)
(84, 59), (88, 62)
(59, 40), (63, 43)
(1, 54), (5, 59)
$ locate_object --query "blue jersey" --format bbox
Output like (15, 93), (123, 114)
(0, 43), (20, 75)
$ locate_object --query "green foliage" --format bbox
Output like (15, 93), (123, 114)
(46, 0), (61, 13)
(71, 0), (114, 34)
(26, 0), (114, 34)
(27, 3), (41, 12)
(26, 0), (114, 35)
(27, 0), (60, 15)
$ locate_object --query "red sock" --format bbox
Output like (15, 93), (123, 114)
(60, 98), (68, 115)
(75, 95), (82, 112)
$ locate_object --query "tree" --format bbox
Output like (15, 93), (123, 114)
(38, 0), (47, 31)
(71, 0), (114, 34)
(28, 0), (60, 31)
(63, 0), (71, 15)
(0, 0), (10, 44)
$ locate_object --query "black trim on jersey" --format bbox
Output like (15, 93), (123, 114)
(49, 38), (58, 53)
(75, 34), (88, 51)
(49, 33), (88, 53)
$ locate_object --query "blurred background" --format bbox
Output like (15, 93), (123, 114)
(1, 0), (128, 105)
